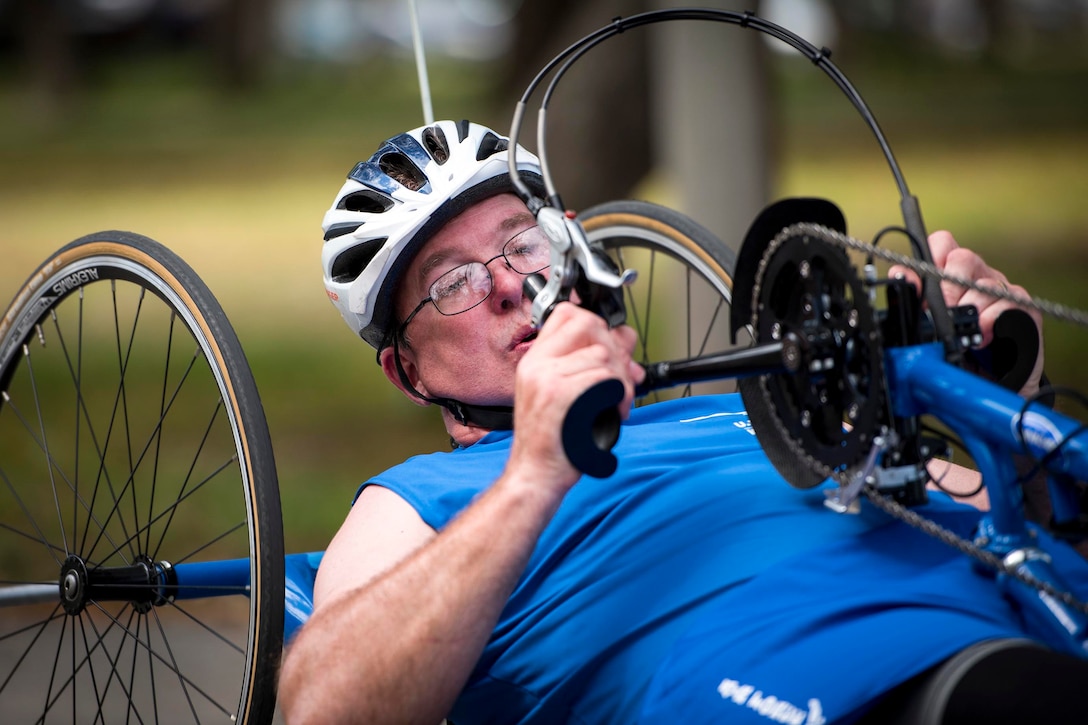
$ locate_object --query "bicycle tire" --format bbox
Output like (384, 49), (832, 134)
(579, 200), (737, 402)
(0, 231), (284, 724)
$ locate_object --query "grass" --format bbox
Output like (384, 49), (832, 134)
(1, 48), (1086, 551)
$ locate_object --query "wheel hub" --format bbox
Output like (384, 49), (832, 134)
(58, 554), (176, 615)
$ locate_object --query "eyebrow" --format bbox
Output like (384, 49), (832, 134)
(500, 211), (536, 233)
(416, 211), (537, 283)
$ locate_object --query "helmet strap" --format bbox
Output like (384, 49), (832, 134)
(391, 335), (514, 431)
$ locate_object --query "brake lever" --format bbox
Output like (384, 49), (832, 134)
(530, 206), (637, 328)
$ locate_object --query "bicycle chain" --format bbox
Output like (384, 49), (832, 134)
(779, 223), (1088, 329)
(748, 222), (1088, 614)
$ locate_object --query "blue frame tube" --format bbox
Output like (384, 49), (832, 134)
(886, 343), (1088, 655)
(172, 552), (323, 641)
(886, 344), (1087, 484)
(172, 558), (252, 600)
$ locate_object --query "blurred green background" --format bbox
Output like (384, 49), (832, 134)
(1, 0), (1086, 553)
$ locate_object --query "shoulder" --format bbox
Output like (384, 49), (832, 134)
(355, 433), (514, 529)
(314, 484), (436, 608)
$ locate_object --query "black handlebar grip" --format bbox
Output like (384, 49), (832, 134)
(562, 378), (625, 478)
(968, 308), (1040, 393)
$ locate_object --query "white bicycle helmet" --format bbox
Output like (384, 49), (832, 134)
(321, 120), (544, 350)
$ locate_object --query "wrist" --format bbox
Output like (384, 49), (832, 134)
(497, 453), (576, 515)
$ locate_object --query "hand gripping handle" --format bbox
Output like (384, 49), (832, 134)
(523, 273), (627, 478)
(968, 308), (1041, 394)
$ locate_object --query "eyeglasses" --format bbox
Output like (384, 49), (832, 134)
(400, 226), (551, 329)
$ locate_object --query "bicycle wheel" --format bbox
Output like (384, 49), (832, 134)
(0, 231), (284, 723)
(579, 200), (736, 402)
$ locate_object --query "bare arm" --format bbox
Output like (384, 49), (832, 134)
(278, 469), (567, 724)
(276, 304), (644, 724)
(926, 460), (989, 509)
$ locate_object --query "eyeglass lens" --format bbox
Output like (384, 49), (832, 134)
(429, 227), (550, 315)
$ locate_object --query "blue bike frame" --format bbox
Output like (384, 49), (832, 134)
(171, 551), (322, 642)
(887, 342), (1088, 656)
(140, 343), (1087, 653)
(10, 342), (1078, 656)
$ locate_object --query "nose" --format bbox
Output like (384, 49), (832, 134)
(488, 261), (529, 312)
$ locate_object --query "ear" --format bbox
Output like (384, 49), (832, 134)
(379, 344), (431, 406)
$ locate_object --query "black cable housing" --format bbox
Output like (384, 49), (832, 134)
(505, 7), (959, 356)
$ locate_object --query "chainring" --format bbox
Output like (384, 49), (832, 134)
(737, 222), (886, 488)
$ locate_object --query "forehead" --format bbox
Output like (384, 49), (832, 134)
(407, 194), (534, 293)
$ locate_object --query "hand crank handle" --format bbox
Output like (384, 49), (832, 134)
(967, 308), (1041, 394)
(561, 379), (625, 478)
(523, 273), (626, 478)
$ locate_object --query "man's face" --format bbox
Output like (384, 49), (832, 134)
(392, 193), (541, 407)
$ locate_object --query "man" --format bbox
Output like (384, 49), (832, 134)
(277, 120), (1085, 724)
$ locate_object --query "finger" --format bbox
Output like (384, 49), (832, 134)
(887, 230), (963, 298)
(957, 276), (1012, 326)
(521, 328), (634, 401)
(937, 247), (1002, 309)
(925, 230), (959, 270)
(532, 305), (645, 414)
(534, 303), (610, 352)
(537, 307), (641, 379)
(610, 324), (645, 417)
(970, 282), (1042, 348)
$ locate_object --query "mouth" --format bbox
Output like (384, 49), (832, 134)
(511, 326), (538, 351)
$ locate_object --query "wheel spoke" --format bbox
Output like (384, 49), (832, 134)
(150, 397), (224, 562)
(76, 607), (144, 725)
(112, 282), (145, 565)
(89, 602), (233, 719)
(0, 605), (65, 693)
(24, 343), (70, 557)
(73, 300), (84, 558)
(0, 233), (283, 723)
(47, 292), (140, 564)
(84, 346), (207, 566)
(0, 464), (66, 567)
(144, 314), (175, 557)
(142, 615), (158, 724)
(0, 389), (137, 571)
(173, 520), (247, 567)
(166, 601), (246, 655)
(95, 457), (239, 566)
(34, 304), (144, 566)
(30, 606), (129, 720)
(148, 608), (203, 722)
(42, 610), (70, 722)
(582, 201), (736, 406)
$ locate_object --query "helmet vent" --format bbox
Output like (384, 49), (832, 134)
(422, 126), (450, 164)
(331, 237), (387, 283)
(324, 222), (363, 241)
(476, 132), (509, 161)
(340, 190), (394, 214)
(379, 152), (427, 191)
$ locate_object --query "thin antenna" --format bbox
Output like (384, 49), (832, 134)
(407, 0), (435, 124)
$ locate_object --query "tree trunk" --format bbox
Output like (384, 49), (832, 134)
(213, 0), (272, 89)
(651, 0), (775, 252)
(499, 0), (653, 210)
(14, 0), (79, 120)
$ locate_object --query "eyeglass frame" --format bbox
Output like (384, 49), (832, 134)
(395, 226), (551, 340)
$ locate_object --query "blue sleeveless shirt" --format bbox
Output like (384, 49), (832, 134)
(358, 393), (1088, 724)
